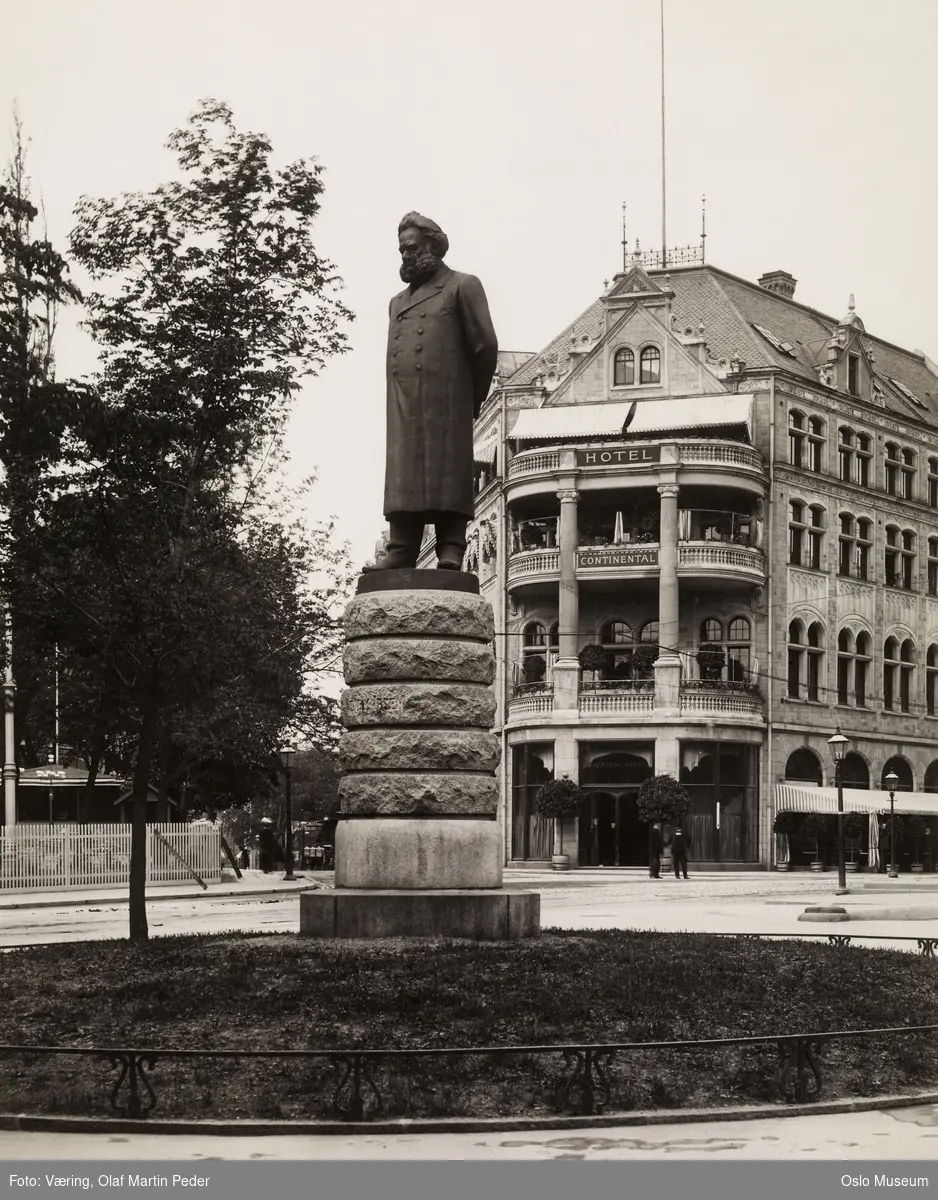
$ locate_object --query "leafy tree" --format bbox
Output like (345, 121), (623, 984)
(6, 100), (353, 940)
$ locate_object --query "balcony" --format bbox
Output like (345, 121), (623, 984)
(508, 683), (554, 719)
(678, 543), (765, 583)
(679, 681), (764, 722)
(507, 547), (561, 585)
(507, 449), (561, 480)
(679, 443), (763, 473)
(579, 681), (655, 716)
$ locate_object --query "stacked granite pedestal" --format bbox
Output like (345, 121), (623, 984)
(299, 570), (540, 940)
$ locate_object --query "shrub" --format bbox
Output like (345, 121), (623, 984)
(636, 774), (690, 825)
(631, 644), (659, 678)
(697, 643), (725, 681)
(533, 776), (586, 819)
(522, 654), (546, 683)
(801, 813), (827, 847)
(578, 644), (606, 673)
(843, 812), (866, 841)
(773, 811), (801, 836)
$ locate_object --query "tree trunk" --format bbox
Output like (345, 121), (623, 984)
(81, 744), (102, 823)
(128, 709), (157, 941)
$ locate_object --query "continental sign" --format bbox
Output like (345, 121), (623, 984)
(577, 547), (659, 569)
(576, 445), (661, 467)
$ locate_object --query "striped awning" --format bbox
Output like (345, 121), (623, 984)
(508, 393), (753, 442)
(473, 431), (499, 463)
(776, 783), (938, 816)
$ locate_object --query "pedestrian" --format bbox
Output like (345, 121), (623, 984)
(671, 826), (690, 879)
(649, 821), (663, 879)
(239, 845), (250, 870)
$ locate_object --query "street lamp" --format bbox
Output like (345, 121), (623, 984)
(884, 769), (899, 880)
(279, 746), (296, 881)
(827, 728), (849, 893)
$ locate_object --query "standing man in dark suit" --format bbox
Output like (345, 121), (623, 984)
(671, 826), (690, 879)
(649, 821), (664, 879)
(367, 212), (499, 572)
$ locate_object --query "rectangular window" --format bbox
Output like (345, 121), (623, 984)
(511, 743), (554, 861)
(788, 527), (803, 565)
(837, 657), (850, 706)
(884, 666), (894, 712)
(807, 654), (820, 702)
(848, 354), (859, 396)
(929, 561), (938, 596)
(855, 659), (868, 708)
(788, 650), (801, 699)
(838, 538), (852, 577)
(857, 542), (870, 581)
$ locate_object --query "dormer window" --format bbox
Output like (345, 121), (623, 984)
(640, 346), (661, 384)
(613, 347), (634, 386)
(848, 354), (859, 397)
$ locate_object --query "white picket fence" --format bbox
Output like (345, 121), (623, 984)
(0, 823), (223, 893)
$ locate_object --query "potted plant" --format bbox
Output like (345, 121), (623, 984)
(521, 653), (547, 690)
(534, 776), (586, 870)
(801, 813), (826, 870)
(631, 643), (659, 681)
(637, 774), (690, 872)
(842, 812), (866, 872)
(903, 815), (928, 873)
(772, 810), (800, 870)
(636, 510), (660, 543)
(578, 644), (606, 677)
(696, 642), (725, 683)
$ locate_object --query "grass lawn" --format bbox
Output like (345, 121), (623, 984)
(1, 929), (936, 1121)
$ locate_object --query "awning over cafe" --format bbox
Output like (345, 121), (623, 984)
(508, 393), (753, 442)
(776, 784), (938, 816)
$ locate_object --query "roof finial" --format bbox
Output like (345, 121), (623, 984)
(701, 193), (707, 264)
(848, 293), (855, 313)
(621, 202), (627, 271)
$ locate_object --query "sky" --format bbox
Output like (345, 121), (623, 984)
(2, 0), (937, 568)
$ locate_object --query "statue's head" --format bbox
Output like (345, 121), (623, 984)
(398, 212), (448, 284)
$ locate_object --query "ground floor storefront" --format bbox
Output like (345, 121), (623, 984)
(507, 732), (763, 869)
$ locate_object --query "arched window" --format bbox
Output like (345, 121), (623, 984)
(640, 620), (660, 648)
(807, 505), (825, 570)
(885, 526), (915, 590)
(788, 620), (805, 699)
(924, 759), (938, 793)
(929, 456), (938, 508)
(855, 433), (872, 487)
(789, 500), (805, 565)
(838, 628), (871, 707)
(927, 644), (938, 716)
(522, 620), (558, 663)
(885, 443), (900, 496)
(613, 347), (634, 386)
(840, 753), (869, 790)
(789, 620), (823, 700)
(901, 447), (917, 500)
(700, 618), (722, 642)
(789, 410), (805, 466)
(599, 619), (634, 680)
(785, 748), (823, 785)
(639, 345), (661, 384)
(881, 757), (913, 791)
(928, 539), (938, 596)
(838, 426), (855, 483)
(807, 417), (825, 473)
(884, 637), (915, 713)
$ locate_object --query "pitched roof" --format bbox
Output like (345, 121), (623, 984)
(502, 263), (938, 428)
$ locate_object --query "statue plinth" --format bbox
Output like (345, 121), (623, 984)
(299, 570), (540, 939)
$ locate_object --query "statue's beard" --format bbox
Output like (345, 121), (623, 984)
(400, 253), (442, 284)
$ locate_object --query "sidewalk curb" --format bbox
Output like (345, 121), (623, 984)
(1, 1090), (936, 1138)
(0, 883), (327, 912)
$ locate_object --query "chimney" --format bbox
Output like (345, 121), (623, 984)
(758, 270), (797, 299)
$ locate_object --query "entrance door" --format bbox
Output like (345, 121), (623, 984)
(616, 792), (645, 866)
(579, 792), (647, 866)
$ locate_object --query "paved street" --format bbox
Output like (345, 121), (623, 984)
(1, 1104), (937, 1160)
(1, 870), (937, 951)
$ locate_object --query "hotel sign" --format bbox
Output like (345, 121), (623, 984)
(576, 445), (660, 467)
(577, 547), (659, 569)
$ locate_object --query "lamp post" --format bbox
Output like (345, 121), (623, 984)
(279, 746), (296, 881)
(884, 769), (899, 880)
(827, 729), (849, 893)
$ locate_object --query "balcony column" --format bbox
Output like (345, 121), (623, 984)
(552, 484), (580, 715)
(654, 481), (681, 717)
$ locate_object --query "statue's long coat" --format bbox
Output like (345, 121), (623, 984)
(384, 265), (498, 518)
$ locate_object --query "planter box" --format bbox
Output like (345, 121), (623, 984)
(809, 861), (824, 872)
(551, 854), (570, 871)
(845, 862), (859, 873)
(775, 862), (790, 872)
(911, 863), (925, 874)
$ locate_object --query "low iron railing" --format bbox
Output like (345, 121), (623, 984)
(2, 1016), (937, 1123)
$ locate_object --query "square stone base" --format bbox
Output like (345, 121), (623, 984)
(299, 888), (540, 940)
